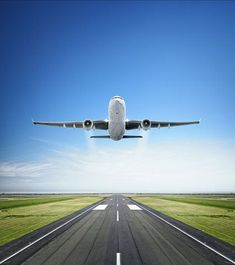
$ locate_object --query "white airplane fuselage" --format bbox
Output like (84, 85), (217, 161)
(108, 97), (126, 141)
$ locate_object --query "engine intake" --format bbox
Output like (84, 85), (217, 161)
(141, 119), (151, 130)
(83, 119), (93, 131)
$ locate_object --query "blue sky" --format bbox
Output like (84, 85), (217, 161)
(0, 1), (235, 192)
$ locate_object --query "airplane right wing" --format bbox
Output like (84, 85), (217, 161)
(126, 120), (200, 130)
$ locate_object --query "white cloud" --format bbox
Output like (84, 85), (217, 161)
(0, 161), (51, 178)
(0, 139), (235, 193)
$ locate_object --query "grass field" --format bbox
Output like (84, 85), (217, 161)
(132, 195), (235, 246)
(0, 195), (103, 246)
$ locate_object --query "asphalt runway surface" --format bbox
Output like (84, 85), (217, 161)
(0, 195), (235, 265)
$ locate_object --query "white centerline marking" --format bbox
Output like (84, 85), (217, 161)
(117, 203), (118, 207)
(117, 210), (119, 222)
(0, 201), (103, 265)
(133, 202), (235, 265)
(127, 204), (142, 210)
(116, 252), (121, 265)
(93, 204), (108, 210)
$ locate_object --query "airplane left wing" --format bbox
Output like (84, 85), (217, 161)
(126, 120), (200, 130)
(33, 120), (108, 130)
(150, 120), (200, 128)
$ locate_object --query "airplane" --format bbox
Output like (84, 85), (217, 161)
(33, 96), (200, 141)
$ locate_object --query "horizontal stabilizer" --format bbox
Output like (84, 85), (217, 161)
(123, 135), (143, 138)
(90, 135), (110, 139)
(90, 135), (143, 139)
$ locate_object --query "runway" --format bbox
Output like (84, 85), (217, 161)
(0, 195), (235, 265)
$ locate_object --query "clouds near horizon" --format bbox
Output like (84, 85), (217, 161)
(1, 139), (234, 193)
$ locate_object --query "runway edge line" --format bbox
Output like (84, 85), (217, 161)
(0, 199), (104, 265)
(132, 200), (235, 265)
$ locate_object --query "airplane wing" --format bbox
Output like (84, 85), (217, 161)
(125, 120), (200, 130)
(33, 120), (108, 130)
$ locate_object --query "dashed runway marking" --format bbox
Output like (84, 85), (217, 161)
(116, 252), (121, 265)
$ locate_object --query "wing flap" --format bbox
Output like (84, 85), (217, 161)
(93, 120), (108, 130)
(125, 120), (141, 130)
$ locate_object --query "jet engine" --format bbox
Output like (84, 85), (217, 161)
(141, 119), (151, 130)
(83, 119), (93, 131)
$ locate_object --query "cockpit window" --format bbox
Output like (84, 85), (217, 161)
(112, 96), (123, 99)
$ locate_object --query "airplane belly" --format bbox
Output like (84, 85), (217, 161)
(108, 99), (125, 141)
(109, 121), (125, 141)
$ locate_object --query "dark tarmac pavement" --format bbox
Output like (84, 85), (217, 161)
(0, 195), (235, 265)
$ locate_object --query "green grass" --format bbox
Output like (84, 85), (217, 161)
(0, 195), (103, 246)
(132, 195), (235, 246)
(0, 195), (81, 210)
(152, 195), (235, 210)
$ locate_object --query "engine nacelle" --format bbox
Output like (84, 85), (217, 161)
(83, 119), (93, 131)
(141, 119), (151, 130)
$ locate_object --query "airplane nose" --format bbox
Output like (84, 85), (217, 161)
(114, 98), (123, 105)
